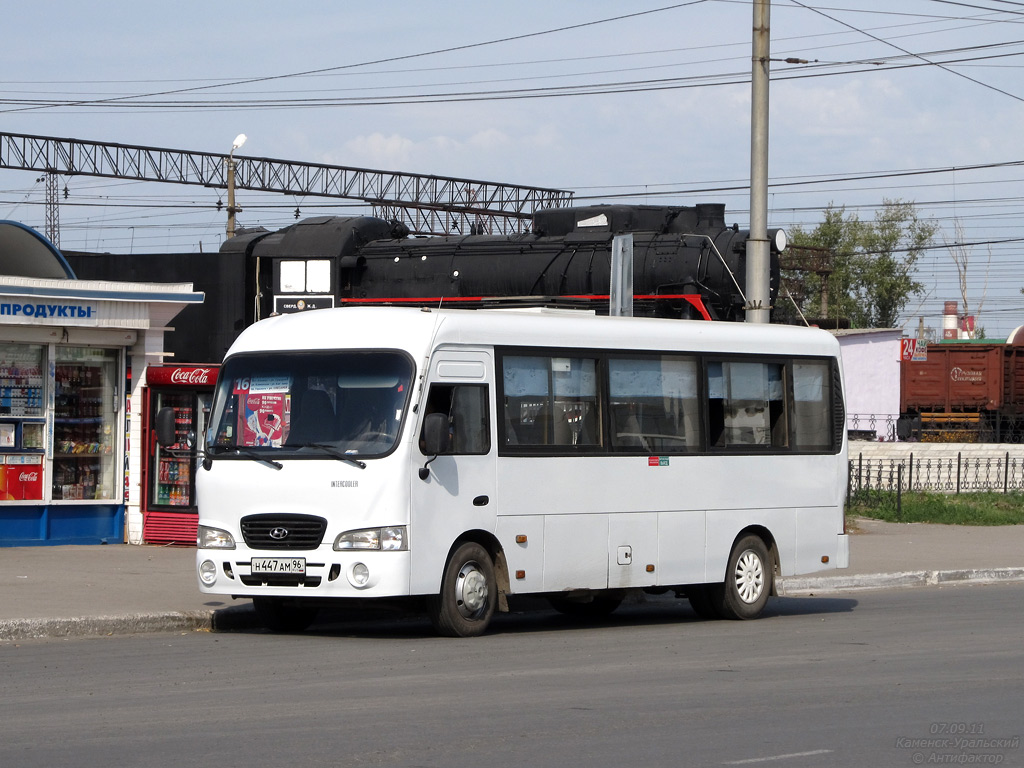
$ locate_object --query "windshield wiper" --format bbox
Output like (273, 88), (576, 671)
(307, 442), (367, 469)
(226, 449), (283, 470)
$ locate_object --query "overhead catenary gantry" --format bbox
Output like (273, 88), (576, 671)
(0, 131), (575, 237)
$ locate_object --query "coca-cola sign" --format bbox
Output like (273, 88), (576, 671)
(18, 471), (39, 482)
(147, 366), (218, 387)
(170, 368), (213, 385)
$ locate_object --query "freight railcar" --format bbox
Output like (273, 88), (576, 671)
(898, 327), (1024, 442)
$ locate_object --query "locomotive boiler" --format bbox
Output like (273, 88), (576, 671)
(233, 203), (782, 325)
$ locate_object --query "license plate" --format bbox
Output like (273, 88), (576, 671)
(251, 557), (306, 575)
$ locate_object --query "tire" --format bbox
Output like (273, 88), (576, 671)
(426, 542), (497, 637)
(710, 534), (772, 620)
(548, 592), (623, 619)
(252, 597), (319, 632)
(685, 585), (722, 620)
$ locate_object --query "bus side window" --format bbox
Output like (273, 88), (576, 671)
(792, 361), (832, 451)
(420, 384), (490, 455)
(608, 355), (699, 453)
(708, 361), (787, 449)
(501, 355), (601, 448)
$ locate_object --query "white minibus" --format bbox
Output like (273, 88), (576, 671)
(183, 306), (849, 636)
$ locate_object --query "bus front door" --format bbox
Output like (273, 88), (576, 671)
(409, 352), (497, 597)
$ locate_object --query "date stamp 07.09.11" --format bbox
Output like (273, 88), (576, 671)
(895, 723), (1020, 765)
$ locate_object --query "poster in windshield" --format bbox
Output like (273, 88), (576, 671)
(235, 377), (291, 447)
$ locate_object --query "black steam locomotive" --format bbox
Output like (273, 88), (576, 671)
(66, 203), (782, 364)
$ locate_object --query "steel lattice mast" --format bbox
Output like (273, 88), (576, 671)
(0, 131), (574, 237)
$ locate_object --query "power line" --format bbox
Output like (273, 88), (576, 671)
(0, 2), (708, 115)
(791, 0), (1024, 101)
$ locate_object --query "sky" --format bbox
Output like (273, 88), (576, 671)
(2, 0), (1024, 338)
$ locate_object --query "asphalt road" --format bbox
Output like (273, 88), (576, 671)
(2, 584), (1022, 768)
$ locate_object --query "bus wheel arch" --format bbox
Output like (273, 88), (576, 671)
(426, 532), (506, 637)
(711, 527), (777, 620)
(453, 530), (510, 611)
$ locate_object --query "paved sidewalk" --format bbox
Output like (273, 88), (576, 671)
(778, 518), (1024, 595)
(1, 519), (1022, 640)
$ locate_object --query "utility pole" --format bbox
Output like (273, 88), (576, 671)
(226, 134), (246, 240)
(745, 0), (771, 323)
(225, 156), (239, 240)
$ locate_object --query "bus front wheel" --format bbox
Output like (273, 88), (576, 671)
(427, 542), (497, 637)
(711, 535), (772, 620)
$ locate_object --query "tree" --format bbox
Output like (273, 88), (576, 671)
(945, 218), (990, 339)
(778, 199), (936, 328)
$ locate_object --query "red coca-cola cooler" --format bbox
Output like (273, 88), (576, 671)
(0, 455), (44, 500)
(141, 364), (217, 545)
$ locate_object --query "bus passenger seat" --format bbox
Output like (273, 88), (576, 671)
(613, 411), (646, 450)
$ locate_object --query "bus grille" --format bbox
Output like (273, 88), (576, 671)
(239, 574), (323, 588)
(240, 514), (327, 550)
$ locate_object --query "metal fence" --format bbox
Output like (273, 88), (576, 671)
(847, 413), (897, 442)
(847, 412), (1024, 444)
(849, 451), (1024, 495)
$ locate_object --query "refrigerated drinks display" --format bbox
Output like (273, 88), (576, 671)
(0, 343), (47, 501)
(52, 348), (119, 501)
(151, 391), (198, 508)
(142, 365), (216, 544)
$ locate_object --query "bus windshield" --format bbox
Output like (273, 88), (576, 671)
(206, 350), (414, 458)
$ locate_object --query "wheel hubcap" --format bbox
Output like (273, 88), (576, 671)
(733, 550), (765, 604)
(455, 561), (488, 618)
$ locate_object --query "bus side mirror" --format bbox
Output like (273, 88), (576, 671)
(422, 412), (450, 455)
(155, 407), (176, 448)
(419, 412), (450, 480)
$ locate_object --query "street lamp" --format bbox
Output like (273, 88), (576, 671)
(226, 133), (247, 240)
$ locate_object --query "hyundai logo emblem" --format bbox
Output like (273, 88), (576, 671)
(269, 527), (290, 540)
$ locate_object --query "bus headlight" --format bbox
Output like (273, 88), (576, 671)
(349, 562), (371, 588)
(334, 526), (407, 551)
(198, 525), (236, 549)
(199, 559), (218, 585)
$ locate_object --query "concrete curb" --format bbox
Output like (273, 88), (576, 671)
(0, 611), (212, 641)
(0, 603), (261, 641)
(777, 567), (1024, 596)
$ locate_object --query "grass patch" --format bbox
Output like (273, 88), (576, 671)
(848, 490), (1024, 525)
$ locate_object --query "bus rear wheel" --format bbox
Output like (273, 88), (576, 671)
(711, 535), (772, 620)
(427, 542), (497, 637)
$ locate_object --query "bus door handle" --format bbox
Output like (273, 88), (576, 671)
(473, 495), (490, 507)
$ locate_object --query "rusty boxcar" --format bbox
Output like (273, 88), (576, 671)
(899, 327), (1024, 442)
